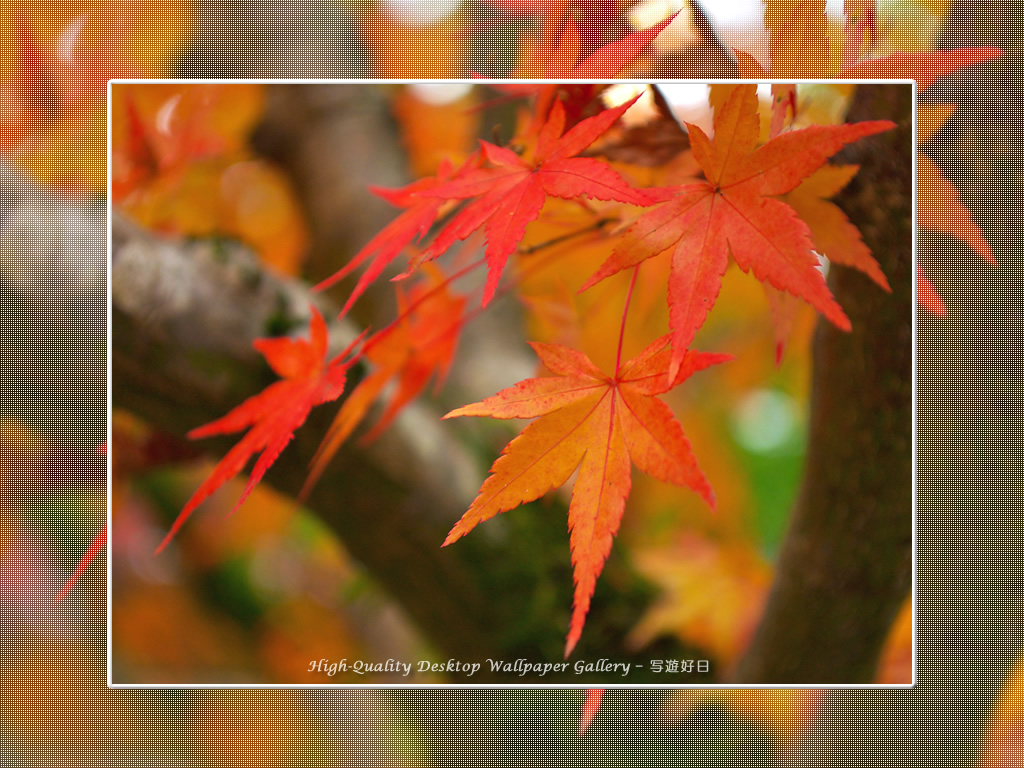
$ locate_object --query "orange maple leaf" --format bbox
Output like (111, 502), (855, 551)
(0, 9), (130, 152)
(156, 307), (362, 554)
(734, 2), (1002, 316)
(766, 162), (892, 363)
(541, 13), (678, 79)
(582, 84), (894, 379)
(111, 84), (266, 191)
(443, 334), (728, 656)
(784, 163), (889, 290)
(111, 84), (310, 274)
(1, 2), (189, 191)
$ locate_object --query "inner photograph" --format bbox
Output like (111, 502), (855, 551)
(108, 79), (913, 686)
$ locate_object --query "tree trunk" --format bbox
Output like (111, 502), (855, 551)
(792, 1), (1019, 765)
(735, 84), (914, 684)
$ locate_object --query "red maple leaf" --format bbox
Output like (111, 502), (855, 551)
(56, 525), (107, 602)
(580, 688), (605, 734)
(581, 85), (894, 379)
(56, 443), (108, 602)
(916, 263), (946, 318)
(314, 155), (480, 315)
(416, 94), (653, 305)
(482, 0), (618, 72)
(156, 307), (362, 553)
(480, 10), (677, 142)
(443, 334), (728, 656)
(543, 13), (679, 79)
(302, 268), (466, 500)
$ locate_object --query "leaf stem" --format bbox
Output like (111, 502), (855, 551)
(362, 255), (484, 356)
(615, 265), (640, 377)
(516, 217), (615, 255)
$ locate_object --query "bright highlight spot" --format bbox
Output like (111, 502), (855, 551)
(699, 0), (764, 29)
(629, 0), (685, 29)
(155, 94), (181, 136)
(629, 0), (691, 52)
(731, 389), (800, 453)
(659, 84), (712, 134)
(660, 84), (711, 110)
(408, 82), (473, 106)
(601, 84), (654, 125)
(384, 0), (461, 27)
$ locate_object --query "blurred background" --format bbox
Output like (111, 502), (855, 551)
(1, 0), (1018, 765)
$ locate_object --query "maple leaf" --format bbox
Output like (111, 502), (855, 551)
(56, 525), (106, 602)
(111, 84), (266, 181)
(542, 13), (679, 79)
(1, 9), (130, 151)
(0, 7), (133, 191)
(744, 1), (1001, 87)
(2, 2), (189, 191)
(156, 307), (362, 554)
(582, 85), (894, 379)
(916, 263), (946, 318)
(112, 84), (309, 273)
(628, 532), (772, 665)
(314, 155), (479, 315)
(302, 268), (466, 500)
(443, 335), (728, 656)
(417, 95), (653, 305)
(580, 688), (605, 734)
(485, 0), (621, 75)
(784, 163), (889, 290)
(733, 0), (1002, 316)
(917, 152), (996, 268)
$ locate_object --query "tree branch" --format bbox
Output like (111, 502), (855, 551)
(0, 165), (106, 447)
(110, 211), (500, 659)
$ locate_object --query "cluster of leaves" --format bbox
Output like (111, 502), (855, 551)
(479, 0), (999, 317)
(157, 77), (904, 657)
(730, 0), (1000, 316)
(89, 1), (999, 672)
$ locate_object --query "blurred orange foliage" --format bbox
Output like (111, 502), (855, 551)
(982, 658), (1024, 768)
(0, 0), (191, 192)
(357, 1), (469, 78)
(392, 84), (479, 177)
(112, 83), (309, 274)
(628, 532), (772, 667)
